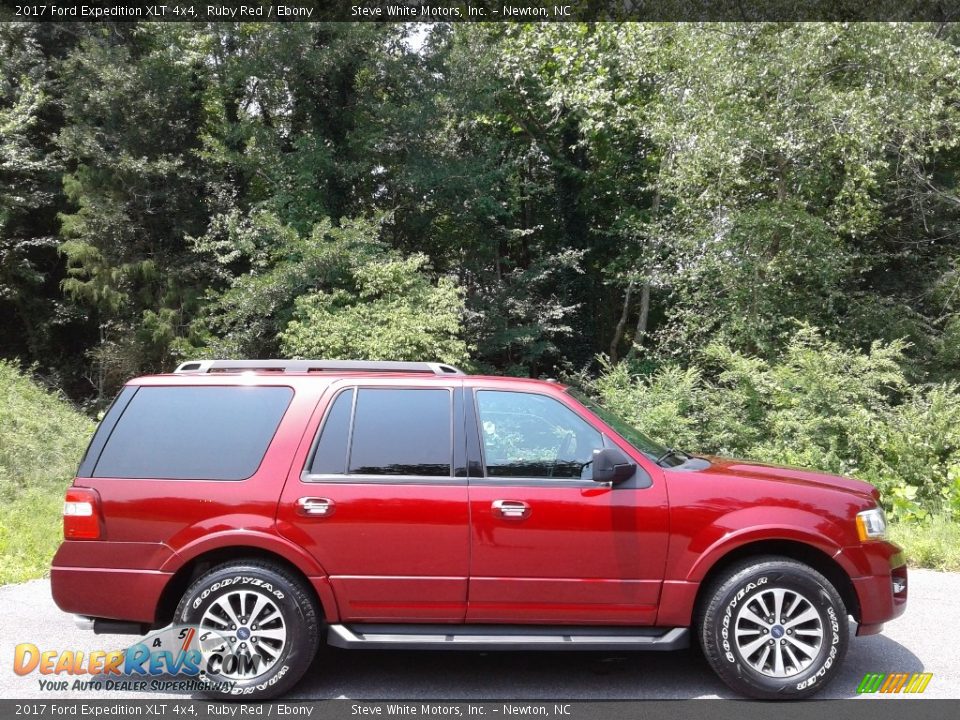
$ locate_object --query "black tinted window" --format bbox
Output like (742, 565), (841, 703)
(93, 386), (292, 480)
(309, 389), (354, 474)
(348, 389), (451, 476)
(77, 386), (136, 478)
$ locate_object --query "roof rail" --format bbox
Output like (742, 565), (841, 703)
(173, 359), (466, 376)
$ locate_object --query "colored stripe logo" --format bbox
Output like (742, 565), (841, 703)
(857, 672), (933, 694)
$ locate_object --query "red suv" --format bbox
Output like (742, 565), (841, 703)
(52, 359), (907, 699)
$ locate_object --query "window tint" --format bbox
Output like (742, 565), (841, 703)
(77, 386), (136, 478)
(309, 389), (354, 474)
(476, 390), (603, 479)
(348, 389), (451, 476)
(93, 386), (292, 480)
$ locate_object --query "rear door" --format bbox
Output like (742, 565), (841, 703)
(276, 379), (470, 623)
(465, 385), (670, 625)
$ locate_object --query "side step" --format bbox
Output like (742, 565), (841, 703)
(327, 624), (689, 652)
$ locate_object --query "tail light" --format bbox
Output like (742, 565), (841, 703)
(63, 487), (102, 540)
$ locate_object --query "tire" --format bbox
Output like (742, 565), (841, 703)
(174, 560), (320, 700)
(697, 556), (848, 699)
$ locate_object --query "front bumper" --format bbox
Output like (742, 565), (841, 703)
(842, 540), (908, 636)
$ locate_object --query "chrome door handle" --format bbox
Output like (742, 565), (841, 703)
(492, 500), (531, 519)
(297, 497), (335, 517)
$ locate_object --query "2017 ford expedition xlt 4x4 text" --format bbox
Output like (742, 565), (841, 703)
(51, 359), (907, 699)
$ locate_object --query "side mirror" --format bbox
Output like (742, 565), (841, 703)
(591, 447), (636, 485)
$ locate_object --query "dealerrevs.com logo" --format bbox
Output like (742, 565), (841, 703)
(12, 625), (247, 693)
(857, 672), (934, 694)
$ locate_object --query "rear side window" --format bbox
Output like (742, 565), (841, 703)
(93, 386), (293, 480)
(306, 387), (452, 478)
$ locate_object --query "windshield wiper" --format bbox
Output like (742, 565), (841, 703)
(655, 448), (689, 466)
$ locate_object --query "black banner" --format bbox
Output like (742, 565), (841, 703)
(2, 701), (960, 720)
(2, 0), (960, 22)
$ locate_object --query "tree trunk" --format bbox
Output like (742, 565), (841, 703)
(633, 282), (650, 349)
(608, 280), (634, 362)
(628, 177), (660, 355)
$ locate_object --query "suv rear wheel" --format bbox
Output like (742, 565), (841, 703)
(698, 556), (848, 699)
(174, 561), (320, 700)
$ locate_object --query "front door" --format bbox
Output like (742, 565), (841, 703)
(465, 386), (669, 625)
(277, 380), (469, 623)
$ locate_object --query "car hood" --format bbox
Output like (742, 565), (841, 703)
(696, 455), (879, 501)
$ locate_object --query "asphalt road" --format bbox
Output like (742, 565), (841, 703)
(0, 569), (956, 700)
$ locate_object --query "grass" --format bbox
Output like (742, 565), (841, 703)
(0, 361), (94, 584)
(889, 515), (960, 572)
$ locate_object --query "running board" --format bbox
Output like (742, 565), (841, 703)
(326, 624), (689, 652)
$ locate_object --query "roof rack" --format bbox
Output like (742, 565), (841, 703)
(172, 359), (466, 376)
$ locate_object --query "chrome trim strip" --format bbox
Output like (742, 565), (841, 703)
(326, 624), (689, 652)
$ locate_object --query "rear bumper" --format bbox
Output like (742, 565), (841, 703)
(51, 566), (171, 624)
(843, 540), (907, 635)
(50, 566), (171, 623)
(50, 540), (174, 625)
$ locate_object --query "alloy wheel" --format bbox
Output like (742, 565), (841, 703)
(733, 587), (825, 678)
(198, 589), (288, 680)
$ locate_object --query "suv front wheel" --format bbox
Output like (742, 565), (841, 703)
(174, 560), (320, 700)
(698, 556), (848, 699)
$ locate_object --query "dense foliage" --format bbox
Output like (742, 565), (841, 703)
(2, 22), (960, 522)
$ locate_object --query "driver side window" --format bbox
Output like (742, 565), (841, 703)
(475, 390), (603, 480)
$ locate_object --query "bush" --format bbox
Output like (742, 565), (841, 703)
(0, 361), (94, 584)
(593, 327), (960, 523)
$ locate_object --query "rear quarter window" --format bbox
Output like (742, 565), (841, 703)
(91, 385), (293, 480)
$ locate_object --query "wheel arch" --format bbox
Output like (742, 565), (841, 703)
(153, 544), (339, 629)
(691, 538), (861, 626)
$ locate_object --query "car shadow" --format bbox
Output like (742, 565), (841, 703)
(288, 622), (925, 701)
(292, 645), (734, 700)
(831, 623), (925, 699)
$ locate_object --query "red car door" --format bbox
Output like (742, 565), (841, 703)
(465, 383), (670, 625)
(277, 378), (469, 623)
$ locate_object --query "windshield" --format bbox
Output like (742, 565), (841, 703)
(566, 389), (682, 464)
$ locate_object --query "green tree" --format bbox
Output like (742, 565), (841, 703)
(0, 24), (86, 392)
(2, 21), (960, 415)
(280, 253), (469, 364)
(55, 25), (210, 401)
(639, 24), (960, 364)
(180, 213), (386, 359)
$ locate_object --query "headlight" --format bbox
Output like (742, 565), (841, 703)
(856, 507), (887, 541)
